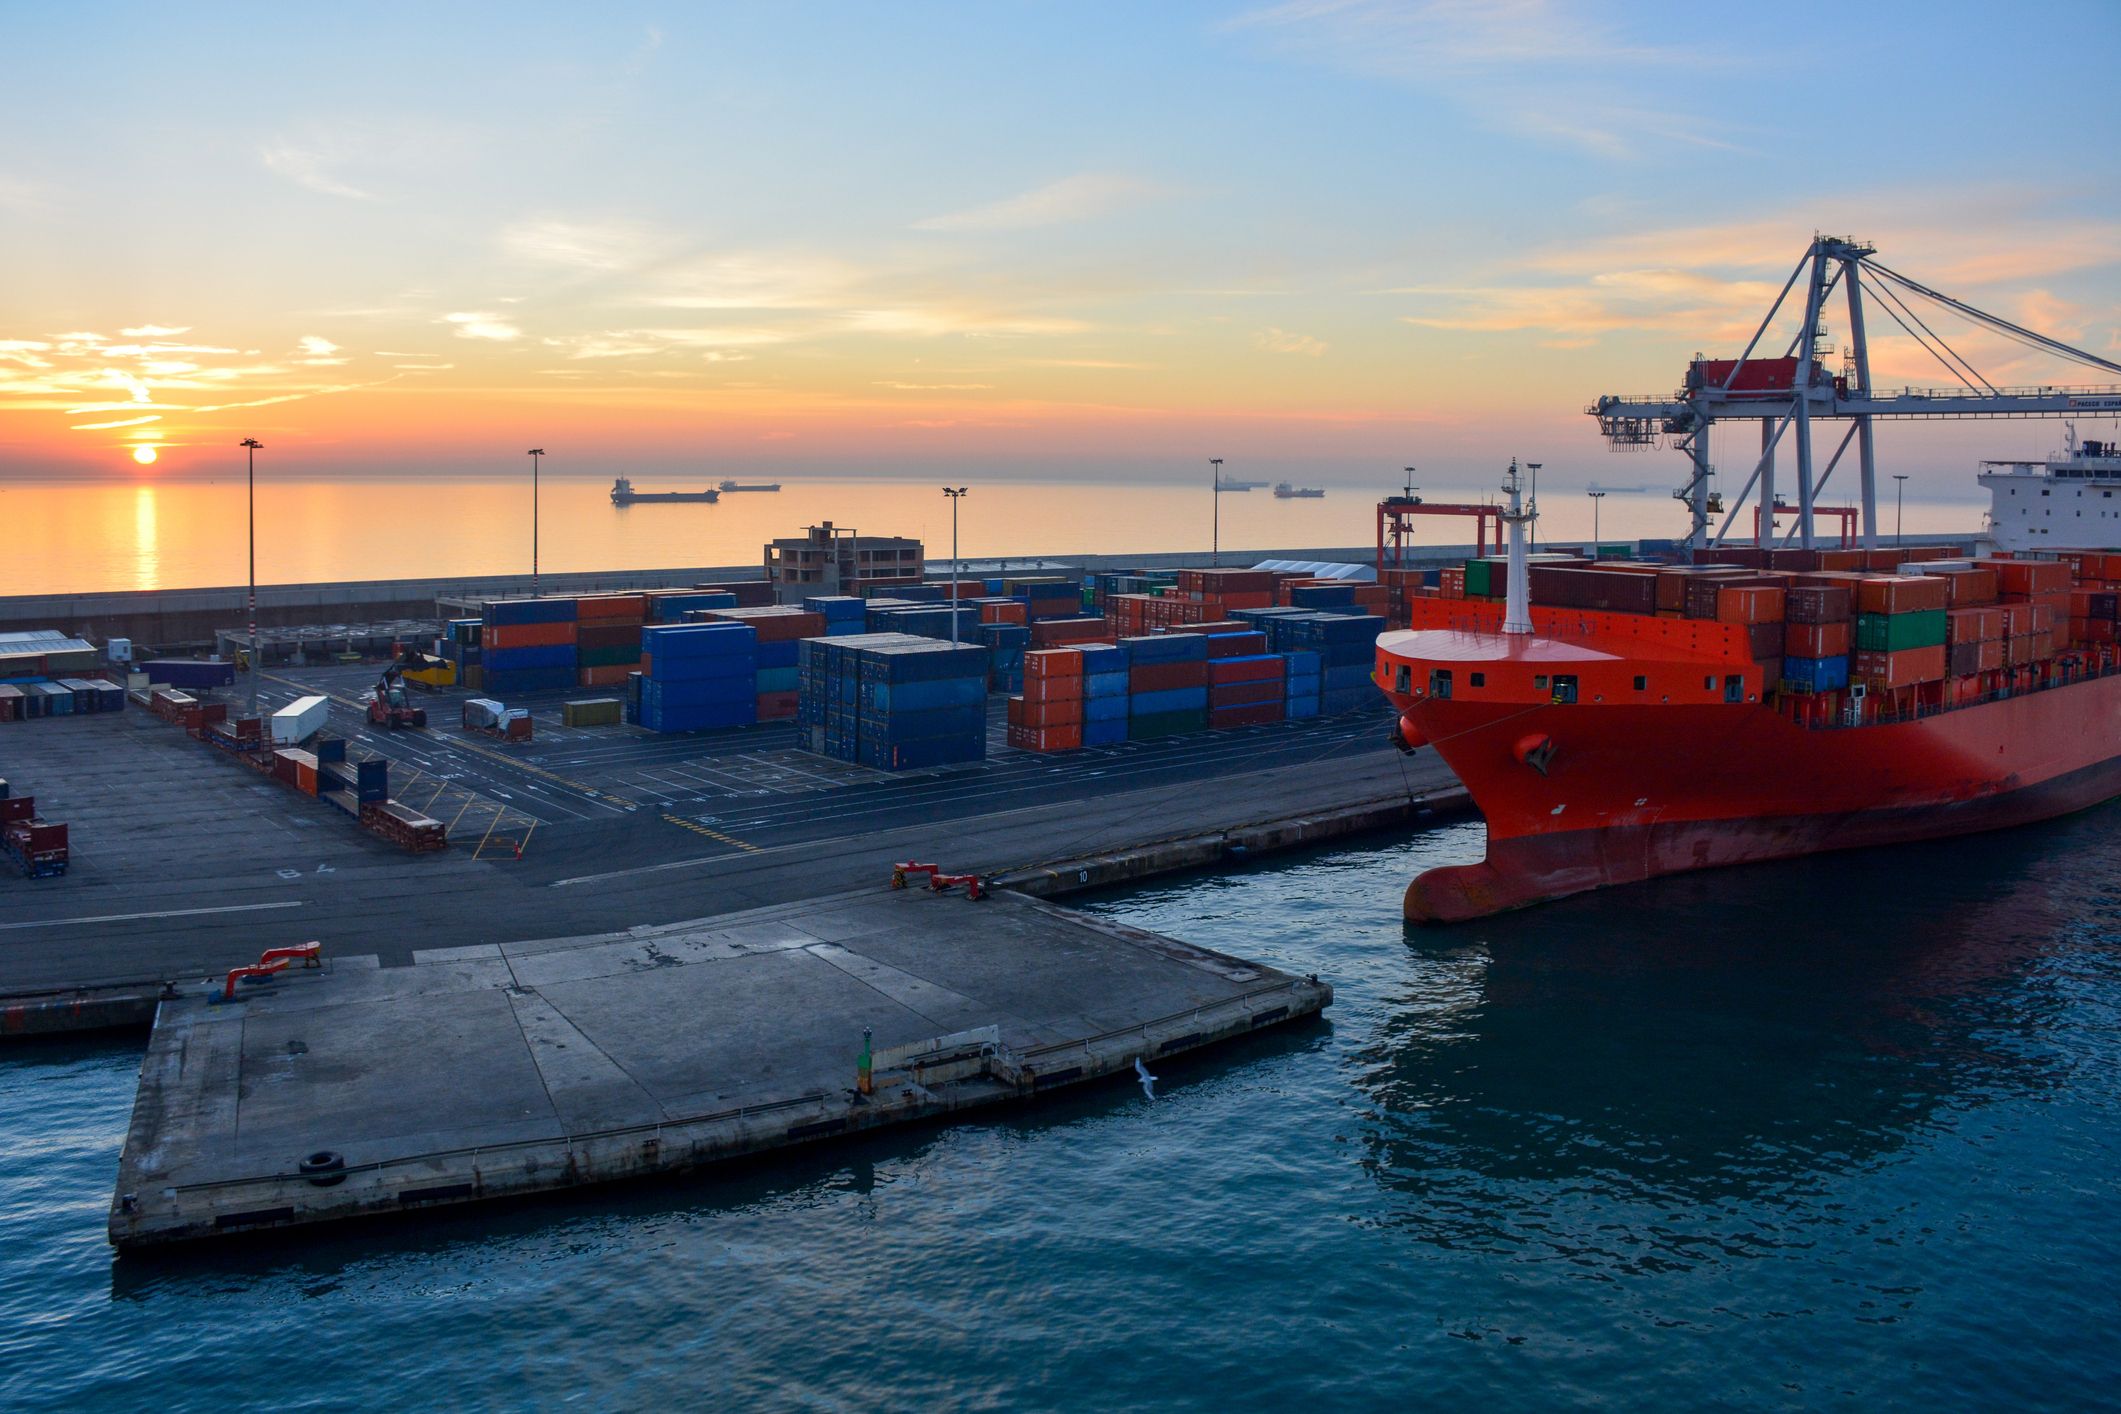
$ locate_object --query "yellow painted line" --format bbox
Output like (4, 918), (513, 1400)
(447, 791), (478, 834)
(473, 804), (505, 859)
(424, 780), (449, 812)
(514, 819), (539, 858)
(659, 814), (759, 852)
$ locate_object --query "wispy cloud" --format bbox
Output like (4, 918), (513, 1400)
(500, 218), (668, 272)
(442, 312), (522, 341)
(1227, 0), (1729, 159)
(120, 323), (190, 338)
(913, 173), (1157, 233)
(260, 141), (374, 199)
(1254, 327), (1329, 356)
(874, 380), (993, 391)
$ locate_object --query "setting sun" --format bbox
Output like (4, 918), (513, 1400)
(131, 445), (157, 465)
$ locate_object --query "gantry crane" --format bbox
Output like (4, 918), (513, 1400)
(1588, 236), (2121, 550)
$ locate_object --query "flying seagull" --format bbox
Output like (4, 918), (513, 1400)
(1134, 1057), (1158, 1100)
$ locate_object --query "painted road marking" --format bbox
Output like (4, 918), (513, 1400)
(0, 901), (305, 931)
(660, 814), (760, 852)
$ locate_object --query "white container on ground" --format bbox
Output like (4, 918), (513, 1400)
(270, 695), (330, 745)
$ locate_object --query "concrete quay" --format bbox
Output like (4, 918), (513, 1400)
(110, 887), (1331, 1249)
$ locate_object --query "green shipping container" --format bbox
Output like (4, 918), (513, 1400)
(1595, 543), (1631, 560)
(561, 698), (624, 727)
(1126, 708), (1207, 740)
(1463, 559), (1496, 597)
(1856, 609), (1947, 652)
(578, 643), (644, 668)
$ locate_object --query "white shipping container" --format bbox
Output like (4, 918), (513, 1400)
(271, 694), (330, 745)
(463, 697), (504, 729)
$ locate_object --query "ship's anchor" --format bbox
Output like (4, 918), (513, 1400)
(1514, 733), (1556, 776)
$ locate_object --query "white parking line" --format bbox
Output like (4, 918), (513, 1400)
(0, 900), (306, 931)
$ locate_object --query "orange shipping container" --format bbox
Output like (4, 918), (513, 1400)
(1715, 585), (1785, 625)
(1786, 621), (1852, 658)
(1006, 722), (1081, 753)
(1024, 648), (1084, 680)
(1856, 575), (1950, 615)
(1007, 696), (1081, 728)
(1977, 638), (2007, 672)
(1946, 606), (2003, 644)
(979, 601), (1029, 626)
(1990, 559), (2071, 596)
(1998, 603), (2032, 636)
(1851, 645), (1946, 687)
(1022, 674), (1083, 705)
(486, 621), (576, 650)
(1817, 548), (1868, 570)
(2003, 634), (2040, 666)
(578, 664), (636, 687)
(1934, 568), (1998, 606)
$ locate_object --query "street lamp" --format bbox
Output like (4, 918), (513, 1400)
(942, 487), (967, 644)
(1587, 489), (1606, 547)
(1892, 474), (1909, 546)
(1209, 458), (1223, 568)
(526, 448), (545, 597)
(239, 437), (262, 720)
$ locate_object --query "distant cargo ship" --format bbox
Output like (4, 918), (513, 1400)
(1216, 477), (1267, 492)
(718, 479), (782, 493)
(1274, 482), (1325, 499)
(610, 477), (719, 505)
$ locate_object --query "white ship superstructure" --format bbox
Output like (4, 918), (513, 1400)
(1980, 426), (2121, 552)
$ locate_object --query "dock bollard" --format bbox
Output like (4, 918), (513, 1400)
(858, 1027), (874, 1096)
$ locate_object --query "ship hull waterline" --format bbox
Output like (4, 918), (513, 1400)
(1384, 664), (2121, 923)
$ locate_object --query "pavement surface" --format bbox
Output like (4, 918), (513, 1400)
(1, 663), (1454, 999)
(111, 886), (1333, 1247)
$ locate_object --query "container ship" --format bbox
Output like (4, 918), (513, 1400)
(610, 477), (719, 505)
(719, 479), (782, 493)
(1274, 482), (1325, 499)
(1375, 457), (2121, 921)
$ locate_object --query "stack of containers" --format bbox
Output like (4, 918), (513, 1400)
(1280, 614), (1385, 713)
(802, 596), (870, 636)
(1028, 616), (1112, 648)
(1714, 583), (1786, 683)
(1781, 582), (1854, 692)
(1945, 600), (2006, 681)
(981, 622), (1029, 693)
(1284, 649), (1323, 718)
(975, 597), (1029, 627)
(1122, 633), (1208, 739)
(437, 619), (484, 689)
(799, 635), (986, 768)
(483, 597), (577, 695)
(1852, 575), (1949, 689)
(692, 606), (826, 720)
(575, 593), (648, 688)
(639, 622), (758, 732)
(1205, 630), (1285, 729)
(1991, 559), (2071, 662)
(1007, 648), (1084, 752)
(1080, 644), (1129, 746)
(1006, 576), (1086, 620)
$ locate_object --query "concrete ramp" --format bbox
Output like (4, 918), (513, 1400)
(110, 888), (1328, 1249)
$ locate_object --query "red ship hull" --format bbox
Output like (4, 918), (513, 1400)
(1377, 619), (2121, 922)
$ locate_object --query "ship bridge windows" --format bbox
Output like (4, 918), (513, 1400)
(1428, 669), (1453, 699)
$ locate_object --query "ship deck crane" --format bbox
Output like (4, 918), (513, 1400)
(1587, 236), (2121, 550)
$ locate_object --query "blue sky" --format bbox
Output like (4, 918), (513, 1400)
(2, 1), (2116, 498)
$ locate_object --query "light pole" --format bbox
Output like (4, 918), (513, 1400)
(1892, 474), (1908, 546)
(942, 487), (967, 644)
(1588, 489), (1606, 548)
(526, 448), (545, 597)
(239, 437), (262, 720)
(1208, 458), (1222, 568)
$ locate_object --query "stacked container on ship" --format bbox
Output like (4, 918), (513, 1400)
(1375, 460), (2121, 922)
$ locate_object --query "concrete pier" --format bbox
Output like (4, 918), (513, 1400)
(109, 887), (1330, 1249)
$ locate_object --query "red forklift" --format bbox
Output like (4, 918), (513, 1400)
(366, 660), (431, 730)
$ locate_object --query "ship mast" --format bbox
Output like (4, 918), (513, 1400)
(1501, 458), (1535, 635)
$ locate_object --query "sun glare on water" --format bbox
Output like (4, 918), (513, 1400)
(132, 445), (158, 465)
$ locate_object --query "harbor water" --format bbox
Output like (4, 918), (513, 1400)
(4, 809), (2118, 1409)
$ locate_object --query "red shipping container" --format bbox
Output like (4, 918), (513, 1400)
(1977, 638), (2007, 672)
(1817, 548), (1868, 570)
(1998, 603), (2032, 636)
(575, 622), (644, 650)
(0, 796), (33, 823)
(1029, 618), (1112, 647)
(1851, 645), (1946, 687)
(578, 594), (650, 620)
(1207, 656), (1285, 685)
(1946, 607), (2003, 643)
(1786, 621), (1852, 658)
(578, 664), (636, 687)
(1207, 680), (1282, 709)
(1023, 676), (1083, 706)
(704, 608), (826, 642)
(1934, 568), (1998, 606)
(979, 601), (1029, 626)
(754, 691), (799, 720)
(2078, 619), (2117, 645)
(1208, 702), (1284, 729)
(2003, 634), (2040, 667)
(1006, 723), (1081, 752)
(1024, 648), (1084, 680)
(1856, 575), (1950, 615)
(486, 621), (576, 650)
(1716, 586), (1785, 625)
(1128, 661), (1208, 692)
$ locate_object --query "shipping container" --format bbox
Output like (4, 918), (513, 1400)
(270, 695), (330, 745)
